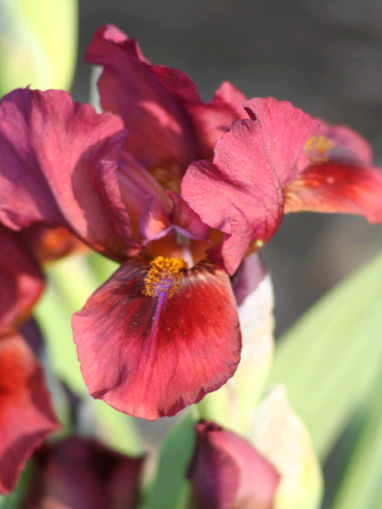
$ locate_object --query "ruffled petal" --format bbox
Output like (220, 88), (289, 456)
(0, 331), (59, 494)
(182, 119), (284, 274)
(0, 226), (44, 331)
(73, 259), (241, 420)
(245, 97), (320, 185)
(23, 437), (144, 509)
(189, 421), (280, 509)
(284, 162), (382, 222)
(85, 24), (199, 172)
(0, 88), (135, 261)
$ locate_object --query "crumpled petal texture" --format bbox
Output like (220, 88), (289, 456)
(182, 119), (284, 274)
(73, 260), (241, 420)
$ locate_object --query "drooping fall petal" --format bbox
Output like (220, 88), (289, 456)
(189, 421), (280, 509)
(0, 87), (135, 261)
(182, 119), (284, 274)
(284, 162), (382, 221)
(85, 24), (199, 172)
(23, 437), (144, 509)
(73, 258), (241, 420)
(0, 331), (59, 494)
(244, 97), (320, 185)
(0, 226), (44, 331)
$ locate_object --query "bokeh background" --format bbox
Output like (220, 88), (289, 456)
(72, 0), (382, 336)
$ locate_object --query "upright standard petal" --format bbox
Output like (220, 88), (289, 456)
(73, 258), (241, 420)
(85, 24), (199, 172)
(0, 331), (59, 494)
(0, 88), (135, 260)
(244, 97), (320, 185)
(23, 437), (144, 509)
(186, 81), (247, 159)
(189, 421), (280, 509)
(0, 226), (44, 331)
(182, 119), (284, 274)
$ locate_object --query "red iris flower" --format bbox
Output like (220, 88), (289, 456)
(0, 226), (59, 494)
(1, 24), (381, 422)
(182, 98), (382, 274)
(22, 437), (144, 509)
(189, 421), (280, 509)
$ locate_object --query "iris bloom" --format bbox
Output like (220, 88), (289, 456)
(1, 24), (382, 421)
(0, 226), (59, 494)
(189, 420), (280, 509)
(22, 437), (143, 509)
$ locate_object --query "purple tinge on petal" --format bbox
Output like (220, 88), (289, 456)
(85, 24), (199, 172)
(73, 258), (241, 420)
(182, 119), (284, 274)
(168, 191), (209, 241)
(189, 421), (280, 509)
(232, 253), (267, 307)
(316, 122), (373, 165)
(0, 226), (44, 332)
(23, 437), (144, 509)
(0, 88), (135, 261)
(244, 97), (320, 185)
(19, 318), (44, 357)
(0, 331), (59, 494)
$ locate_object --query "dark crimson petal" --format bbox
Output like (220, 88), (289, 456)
(317, 122), (373, 165)
(85, 24), (199, 171)
(245, 97), (320, 185)
(186, 81), (247, 159)
(73, 259), (241, 420)
(182, 119), (284, 274)
(189, 421), (280, 509)
(0, 226), (44, 331)
(0, 331), (59, 494)
(284, 162), (382, 222)
(0, 88), (134, 261)
(23, 437), (144, 509)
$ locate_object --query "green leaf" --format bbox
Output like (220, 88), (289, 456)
(330, 368), (382, 509)
(270, 252), (382, 459)
(141, 412), (195, 509)
(0, 0), (77, 95)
